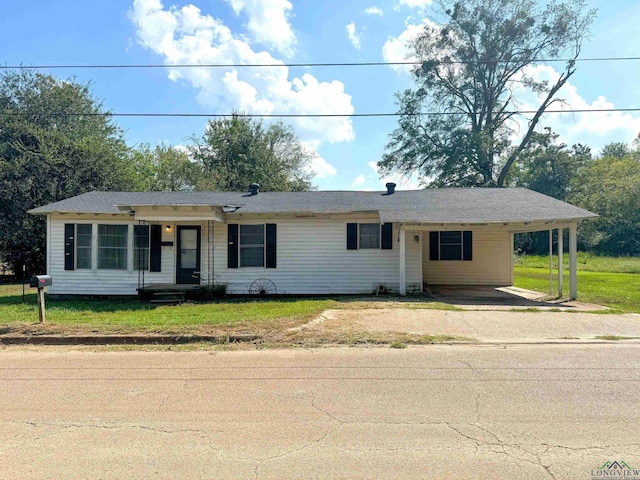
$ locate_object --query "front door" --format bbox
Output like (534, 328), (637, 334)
(176, 226), (201, 284)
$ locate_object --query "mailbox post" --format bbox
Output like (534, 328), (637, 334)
(29, 275), (52, 324)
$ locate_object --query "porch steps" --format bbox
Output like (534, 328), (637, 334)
(149, 291), (186, 304)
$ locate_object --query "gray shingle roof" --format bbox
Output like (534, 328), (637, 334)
(28, 188), (597, 224)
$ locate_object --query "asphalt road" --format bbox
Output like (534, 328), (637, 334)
(1, 345), (639, 479)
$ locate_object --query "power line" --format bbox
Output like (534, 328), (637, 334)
(1, 108), (639, 118)
(2, 56), (640, 70)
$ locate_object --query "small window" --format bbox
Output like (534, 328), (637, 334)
(76, 224), (92, 269)
(359, 223), (381, 249)
(240, 224), (265, 267)
(134, 225), (150, 270)
(430, 231), (473, 261)
(98, 225), (128, 270)
(440, 231), (462, 260)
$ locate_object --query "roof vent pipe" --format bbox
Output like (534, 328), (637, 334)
(249, 183), (260, 195)
(385, 182), (396, 195)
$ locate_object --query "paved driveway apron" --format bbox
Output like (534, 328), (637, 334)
(319, 309), (640, 343)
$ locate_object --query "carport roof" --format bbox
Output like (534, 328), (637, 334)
(29, 188), (597, 224)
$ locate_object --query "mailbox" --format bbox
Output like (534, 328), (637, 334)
(30, 275), (52, 288)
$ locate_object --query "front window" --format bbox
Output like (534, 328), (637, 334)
(76, 224), (92, 269)
(439, 231), (462, 260)
(134, 225), (150, 270)
(240, 224), (265, 267)
(98, 225), (128, 270)
(359, 223), (380, 249)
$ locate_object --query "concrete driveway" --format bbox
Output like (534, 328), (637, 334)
(1, 346), (639, 479)
(429, 285), (608, 311)
(316, 309), (640, 343)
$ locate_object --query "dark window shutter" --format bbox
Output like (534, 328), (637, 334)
(64, 224), (75, 270)
(149, 225), (162, 272)
(346, 223), (358, 250)
(228, 224), (239, 269)
(429, 231), (439, 261)
(266, 223), (277, 268)
(381, 223), (393, 250)
(463, 231), (473, 261)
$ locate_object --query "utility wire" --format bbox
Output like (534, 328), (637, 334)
(2, 56), (640, 70)
(1, 108), (639, 118)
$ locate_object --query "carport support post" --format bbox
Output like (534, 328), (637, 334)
(548, 229), (553, 295)
(558, 228), (564, 296)
(399, 228), (406, 296)
(569, 224), (577, 300)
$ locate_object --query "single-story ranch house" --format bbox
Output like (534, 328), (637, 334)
(29, 184), (597, 299)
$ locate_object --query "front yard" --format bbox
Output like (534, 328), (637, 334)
(0, 284), (457, 343)
(0, 283), (337, 335)
(1, 253), (638, 344)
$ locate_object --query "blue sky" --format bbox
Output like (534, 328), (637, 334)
(2, 0), (639, 190)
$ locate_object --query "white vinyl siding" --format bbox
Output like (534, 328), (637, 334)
(422, 227), (511, 285)
(215, 218), (421, 295)
(48, 216), (175, 295)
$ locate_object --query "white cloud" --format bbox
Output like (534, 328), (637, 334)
(382, 19), (434, 73)
(511, 64), (640, 152)
(352, 173), (366, 187)
(346, 22), (361, 50)
(307, 149), (337, 178)
(365, 6), (383, 16)
(129, 0), (355, 146)
(396, 0), (432, 9)
(225, 0), (295, 54)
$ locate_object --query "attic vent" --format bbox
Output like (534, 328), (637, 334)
(385, 182), (396, 195)
(249, 183), (260, 195)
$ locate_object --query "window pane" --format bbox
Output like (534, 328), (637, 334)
(359, 223), (380, 249)
(134, 225), (150, 270)
(240, 224), (264, 246)
(440, 245), (462, 260)
(180, 229), (197, 250)
(240, 225), (265, 267)
(98, 225), (128, 270)
(440, 231), (462, 244)
(180, 249), (197, 269)
(240, 246), (264, 267)
(76, 224), (92, 269)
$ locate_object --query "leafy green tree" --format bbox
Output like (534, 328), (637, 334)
(599, 141), (630, 160)
(510, 127), (591, 200)
(189, 114), (314, 192)
(569, 155), (640, 255)
(131, 143), (201, 192)
(509, 128), (590, 253)
(379, 0), (596, 187)
(0, 70), (135, 273)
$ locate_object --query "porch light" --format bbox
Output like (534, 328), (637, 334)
(165, 225), (172, 232)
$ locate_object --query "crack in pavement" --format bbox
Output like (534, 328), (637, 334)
(0, 420), (224, 455)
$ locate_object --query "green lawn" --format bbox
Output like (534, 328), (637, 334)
(514, 254), (640, 312)
(0, 284), (336, 333)
(516, 252), (640, 274)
